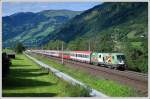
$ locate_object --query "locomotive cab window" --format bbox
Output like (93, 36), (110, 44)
(117, 55), (125, 60)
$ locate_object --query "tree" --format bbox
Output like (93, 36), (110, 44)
(15, 42), (25, 53)
(2, 52), (11, 77)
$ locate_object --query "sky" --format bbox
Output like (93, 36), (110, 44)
(3, 2), (101, 16)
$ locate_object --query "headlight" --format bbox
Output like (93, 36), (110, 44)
(119, 61), (124, 64)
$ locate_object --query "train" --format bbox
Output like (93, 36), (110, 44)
(27, 50), (127, 70)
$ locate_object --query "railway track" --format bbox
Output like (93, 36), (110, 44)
(30, 52), (148, 96)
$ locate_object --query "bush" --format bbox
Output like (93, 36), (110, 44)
(126, 56), (148, 73)
(63, 82), (91, 97)
(7, 54), (15, 59)
(2, 52), (11, 77)
(123, 43), (148, 73)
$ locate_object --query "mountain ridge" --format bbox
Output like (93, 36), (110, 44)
(2, 9), (82, 47)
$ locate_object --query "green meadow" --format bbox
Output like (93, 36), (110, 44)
(2, 54), (90, 97)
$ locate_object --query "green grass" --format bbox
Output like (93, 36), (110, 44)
(2, 54), (90, 97)
(29, 53), (141, 97)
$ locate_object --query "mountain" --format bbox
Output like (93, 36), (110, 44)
(2, 10), (82, 47)
(48, 2), (147, 43)
(44, 2), (148, 73)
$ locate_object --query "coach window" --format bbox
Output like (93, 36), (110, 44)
(85, 55), (87, 58)
(78, 54), (80, 57)
(87, 55), (89, 58)
(80, 54), (81, 57)
(83, 55), (85, 58)
(99, 55), (101, 58)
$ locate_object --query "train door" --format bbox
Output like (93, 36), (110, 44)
(98, 53), (103, 64)
(111, 54), (116, 65)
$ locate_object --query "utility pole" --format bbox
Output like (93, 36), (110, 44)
(57, 43), (59, 51)
(36, 40), (37, 49)
(61, 41), (64, 64)
(88, 41), (91, 51)
(41, 40), (44, 57)
(57, 40), (59, 51)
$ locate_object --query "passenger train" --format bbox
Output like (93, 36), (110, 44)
(27, 50), (127, 70)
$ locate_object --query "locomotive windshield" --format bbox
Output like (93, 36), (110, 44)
(117, 55), (125, 62)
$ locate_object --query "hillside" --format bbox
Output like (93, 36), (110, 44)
(44, 2), (148, 73)
(49, 3), (147, 42)
(2, 10), (82, 47)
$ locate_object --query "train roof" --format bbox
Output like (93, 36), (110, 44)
(73, 50), (92, 54)
(93, 52), (124, 55)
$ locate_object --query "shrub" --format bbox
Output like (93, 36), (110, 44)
(7, 54), (15, 59)
(2, 52), (11, 77)
(123, 41), (148, 73)
(63, 82), (91, 97)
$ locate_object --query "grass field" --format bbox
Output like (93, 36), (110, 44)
(29, 53), (141, 97)
(2, 54), (90, 97)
